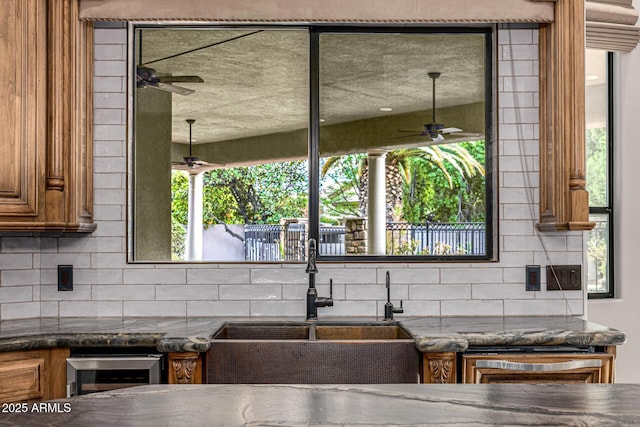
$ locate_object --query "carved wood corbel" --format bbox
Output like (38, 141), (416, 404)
(168, 352), (203, 384)
(422, 352), (457, 384)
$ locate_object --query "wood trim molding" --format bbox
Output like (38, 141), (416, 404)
(168, 352), (203, 384)
(422, 352), (457, 384)
(538, 0), (595, 232)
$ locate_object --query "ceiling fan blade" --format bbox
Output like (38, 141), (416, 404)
(431, 134), (446, 143)
(397, 130), (424, 133)
(158, 75), (204, 84)
(156, 82), (195, 96)
(392, 133), (424, 139)
(441, 127), (463, 134)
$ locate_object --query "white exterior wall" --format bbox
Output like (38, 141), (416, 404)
(588, 0), (640, 384)
(0, 26), (586, 320)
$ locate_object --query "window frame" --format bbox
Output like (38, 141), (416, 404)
(587, 51), (614, 299)
(129, 24), (496, 263)
(310, 26), (496, 263)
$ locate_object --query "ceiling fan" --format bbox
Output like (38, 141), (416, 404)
(136, 30), (263, 97)
(136, 66), (204, 96)
(395, 72), (480, 143)
(172, 119), (221, 169)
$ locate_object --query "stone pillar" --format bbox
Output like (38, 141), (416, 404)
(185, 172), (204, 261)
(344, 217), (367, 255)
(367, 150), (387, 255)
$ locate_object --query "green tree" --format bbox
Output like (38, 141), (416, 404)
(171, 161), (309, 258)
(586, 127), (607, 207)
(320, 142), (485, 224)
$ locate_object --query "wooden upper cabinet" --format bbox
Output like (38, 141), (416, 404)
(0, 0), (94, 232)
(538, 0), (595, 232)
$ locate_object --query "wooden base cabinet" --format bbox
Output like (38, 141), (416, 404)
(0, 348), (69, 403)
(462, 353), (615, 384)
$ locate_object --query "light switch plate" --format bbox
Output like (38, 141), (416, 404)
(546, 265), (581, 291)
(526, 265), (541, 291)
(58, 265), (73, 291)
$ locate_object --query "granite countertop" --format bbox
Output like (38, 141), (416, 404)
(1, 383), (639, 426)
(0, 316), (626, 354)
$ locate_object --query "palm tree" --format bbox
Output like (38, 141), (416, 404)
(321, 142), (485, 222)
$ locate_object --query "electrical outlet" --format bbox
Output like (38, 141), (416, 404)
(526, 265), (541, 291)
(546, 265), (581, 291)
(58, 265), (73, 291)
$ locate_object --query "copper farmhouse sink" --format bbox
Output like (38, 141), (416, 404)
(206, 322), (419, 384)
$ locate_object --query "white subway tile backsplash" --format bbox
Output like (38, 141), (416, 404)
(41, 285), (91, 301)
(41, 302), (59, 317)
(94, 44), (126, 60)
(504, 299), (570, 316)
(409, 284), (471, 300)
(0, 286), (33, 303)
(500, 44), (538, 61)
(94, 173), (123, 189)
(250, 301), (304, 316)
(498, 29), (534, 45)
(324, 300), (377, 317)
(156, 285), (219, 301)
(95, 140), (124, 157)
(1, 302), (41, 320)
(345, 284), (406, 301)
(188, 301), (251, 317)
(441, 300), (504, 316)
(473, 283), (532, 300)
(440, 268), (503, 284)
(316, 268), (377, 284)
(93, 206), (123, 221)
(123, 269), (186, 285)
(94, 60), (127, 77)
(2, 238), (41, 253)
(60, 301), (123, 317)
(499, 124), (535, 140)
(0, 254), (33, 270)
(187, 268), (250, 285)
(124, 301), (186, 317)
(282, 283), (345, 301)
(1, 270), (40, 286)
(94, 77), (123, 93)
(93, 285), (154, 300)
(219, 284), (281, 300)
(94, 28), (127, 44)
(0, 26), (587, 320)
(250, 269), (306, 284)
(393, 300), (440, 317)
(378, 269), (440, 284)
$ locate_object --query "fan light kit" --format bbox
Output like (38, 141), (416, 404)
(171, 119), (222, 169)
(395, 71), (478, 143)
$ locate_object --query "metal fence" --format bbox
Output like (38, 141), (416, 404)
(244, 222), (485, 260)
(386, 222), (486, 256)
(319, 226), (346, 256)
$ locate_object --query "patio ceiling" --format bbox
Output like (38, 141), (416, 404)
(137, 28), (487, 146)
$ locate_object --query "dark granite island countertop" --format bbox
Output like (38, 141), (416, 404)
(1, 383), (639, 426)
(0, 316), (626, 354)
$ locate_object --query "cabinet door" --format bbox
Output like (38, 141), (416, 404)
(0, 348), (69, 403)
(0, 0), (94, 232)
(462, 353), (614, 384)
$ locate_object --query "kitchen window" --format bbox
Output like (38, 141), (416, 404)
(130, 26), (494, 263)
(585, 50), (614, 298)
